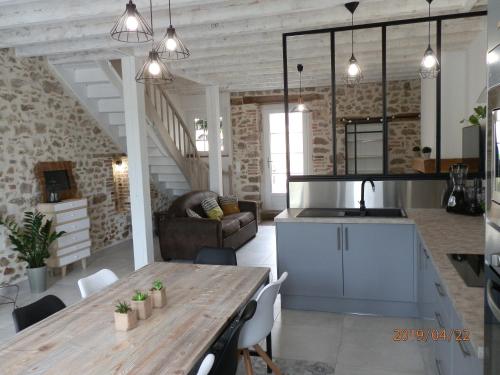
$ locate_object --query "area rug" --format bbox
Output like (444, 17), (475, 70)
(237, 357), (335, 375)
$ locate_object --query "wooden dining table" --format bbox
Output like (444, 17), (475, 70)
(0, 263), (270, 375)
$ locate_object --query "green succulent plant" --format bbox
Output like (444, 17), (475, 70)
(151, 280), (163, 291)
(132, 290), (148, 301)
(115, 301), (132, 314)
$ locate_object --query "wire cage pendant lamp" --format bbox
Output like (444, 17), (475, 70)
(291, 64), (311, 113)
(419, 0), (440, 79)
(110, 0), (153, 43)
(344, 1), (363, 87)
(135, 0), (174, 84)
(156, 0), (190, 60)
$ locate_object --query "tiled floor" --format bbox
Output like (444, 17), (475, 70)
(0, 225), (428, 374)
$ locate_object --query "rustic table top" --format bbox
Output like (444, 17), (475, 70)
(0, 263), (270, 375)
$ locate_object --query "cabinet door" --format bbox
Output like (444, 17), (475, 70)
(276, 222), (343, 298)
(343, 224), (414, 302)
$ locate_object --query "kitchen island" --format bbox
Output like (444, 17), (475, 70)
(275, 208), (484, 374)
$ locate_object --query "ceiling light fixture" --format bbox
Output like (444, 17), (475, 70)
(291, 64), (311, 113)
(156, 0), (190, 60)
(419, 0), (440, 79)
(110, 0), (153, 43)
(135, 0), (174, 84)
(344, 2), (362, 87)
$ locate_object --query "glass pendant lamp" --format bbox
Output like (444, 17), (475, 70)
(419, 0), (440, 79)
(291, 64), (311, 113)
(345, 1), (363, 87)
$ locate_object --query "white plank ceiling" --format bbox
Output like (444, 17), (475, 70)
(0, 0), (488, 91)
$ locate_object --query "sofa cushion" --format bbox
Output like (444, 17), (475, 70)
(225, 212), (255, 227)
(201, 198), (224, 220)
(186, 208), (202, 218)
(221, 217), (240, 237)
(218, 196), (240, 215)
(166, 191), (218, 218)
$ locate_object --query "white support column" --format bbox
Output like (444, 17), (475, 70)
(205, 85), (223, 194)
(121, 56), (154, 270)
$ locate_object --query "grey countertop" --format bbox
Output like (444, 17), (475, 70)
(275, 207), (485, 357)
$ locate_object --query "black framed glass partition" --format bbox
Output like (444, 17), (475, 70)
(283, 9), (487, 189)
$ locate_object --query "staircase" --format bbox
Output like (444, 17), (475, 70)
(49, 60), (208, 197)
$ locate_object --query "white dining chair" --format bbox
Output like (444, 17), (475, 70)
(196, 353), (215, 375)
(77, 269), (118, 298)
(238, 272), (288, 375)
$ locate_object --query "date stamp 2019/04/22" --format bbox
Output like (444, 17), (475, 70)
(393, 328), (470, 342)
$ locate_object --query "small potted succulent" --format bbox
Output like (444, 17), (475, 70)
(114, 301), (137, 332)
(131, 290), (152, 320)
(412, 146), (421, 158)
(150, 280), (167, 308)
(422, 146), (432, 160)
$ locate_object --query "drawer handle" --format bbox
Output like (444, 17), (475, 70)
(344, 227), (349, 251)
(435, 282), (446, 297)
(423, 247), (430, 259)
(434, 312), (445, 329)
(455, 333), (471, 357)
(435, 359), (443, 375)
(337, 227), (341, 250)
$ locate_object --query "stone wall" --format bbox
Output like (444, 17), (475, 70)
(230, 79), (421, 205)
(0, 49), (169, 283)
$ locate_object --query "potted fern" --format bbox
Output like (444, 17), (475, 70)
(150, 280), (166, 308)
(0, 211), (65, 293)
(131, 290), (152, 319)
(114, 301), (138, 331)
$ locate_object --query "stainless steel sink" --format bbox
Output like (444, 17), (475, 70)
(297, 207), (407, 218)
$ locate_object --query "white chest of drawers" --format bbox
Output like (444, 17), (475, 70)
(37, 198), (91, 277)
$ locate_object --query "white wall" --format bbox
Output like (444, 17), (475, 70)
(179, 91), (232, 171)
(420, 20), (487, 159)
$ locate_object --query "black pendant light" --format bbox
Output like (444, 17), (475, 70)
(345, 2), (362, 87)
(419, 0), (440, 79)
(110, 0), (153, 43)
(291, 64), (311, 113)
(136, 0), (174, 84)
(156, 0), (190, 60)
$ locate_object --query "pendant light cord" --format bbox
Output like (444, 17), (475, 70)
(299, 71), (302, 97)
(169, 0), (172, 26)
(150, 0), (154, 42)
(351, 12), (354, 55)
(428, 1), (431, 46)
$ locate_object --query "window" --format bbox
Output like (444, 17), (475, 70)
(194, 117), (224, 152)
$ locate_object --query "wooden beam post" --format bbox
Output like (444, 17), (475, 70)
(205, 85), (223, 195)
(121, 55), (155, 270)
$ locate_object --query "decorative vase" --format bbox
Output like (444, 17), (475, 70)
(131, 297), (153, 319)
(114, 310), (138, 332)
(27, 266), (47, 293)
(151, 289), (167, 308)
(422, 153), (431, 160)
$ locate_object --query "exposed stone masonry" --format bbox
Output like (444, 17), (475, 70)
(0, 49), (169, 283)
(230, 79), (421, 205)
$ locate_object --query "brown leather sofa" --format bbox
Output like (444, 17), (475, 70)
(157, 191), (258, 261)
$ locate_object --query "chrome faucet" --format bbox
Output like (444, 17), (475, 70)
(360, 179), (375, 211)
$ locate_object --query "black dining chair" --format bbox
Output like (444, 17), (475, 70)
(12, 295), (66, 332)
(194, 247), (238, 266)
(209, 300), (257, 375)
